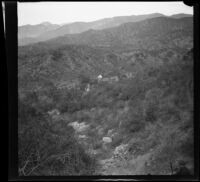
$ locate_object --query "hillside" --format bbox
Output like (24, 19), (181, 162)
(170, 13), (193, 19)
(29, 17), (192, 51)
(18, 22), (60, 38)
(18, 15), (194, 176)
(18, 17), (193, 92)
(18, 13), (192, 46)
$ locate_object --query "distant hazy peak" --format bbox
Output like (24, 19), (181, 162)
(40, 21), (52, 25)
(18, 13), (193, 46)
(169, 13), (193, 18)
(18, 13), (192, 28)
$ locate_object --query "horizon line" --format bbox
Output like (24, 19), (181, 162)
(18, 12), (193, 27)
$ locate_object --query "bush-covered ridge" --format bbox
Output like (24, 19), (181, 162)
(18, 47), (193, 175)
(18, 16), (193, 175)
(18, 14), (192, 46)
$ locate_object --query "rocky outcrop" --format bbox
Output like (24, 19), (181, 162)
(68, 121), (90, 133)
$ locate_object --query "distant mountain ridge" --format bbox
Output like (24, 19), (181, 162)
(18, 22), (60, 39)
(37, 17), (193, 51)
(18, 16), (193, 89)
(18, 13), (192, 46)
(169, 13), (193, 19)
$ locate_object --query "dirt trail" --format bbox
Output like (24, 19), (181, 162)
(64, 115), (144, 175)
(96, 157), (136, 175)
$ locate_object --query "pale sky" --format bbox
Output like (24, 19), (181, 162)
(18, 2), (193, 26)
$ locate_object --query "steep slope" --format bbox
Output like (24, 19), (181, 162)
(18, 13), (192, 46)
(18, 17), (193, 93)
(18, 46), (194, 175)
(42, 17), (193, 50)
(35, 13), (164, 41)
(18, 13), (164, 46)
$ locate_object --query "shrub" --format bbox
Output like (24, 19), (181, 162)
(144, 88), (163, 123)
(111, 135), (123, 149)
(18, 93), (97, 176)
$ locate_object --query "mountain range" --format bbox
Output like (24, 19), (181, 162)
(43, 17), (193, 50)
(18, 13), (192, 46)
(18, 11), (194, 176)
(18, 15), (193, 92)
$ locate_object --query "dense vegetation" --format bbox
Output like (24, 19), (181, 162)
(18, 90), (97, 175)
(18, 17), (193, 175)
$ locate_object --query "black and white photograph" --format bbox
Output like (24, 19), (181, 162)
(16, 1), (194, 177)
